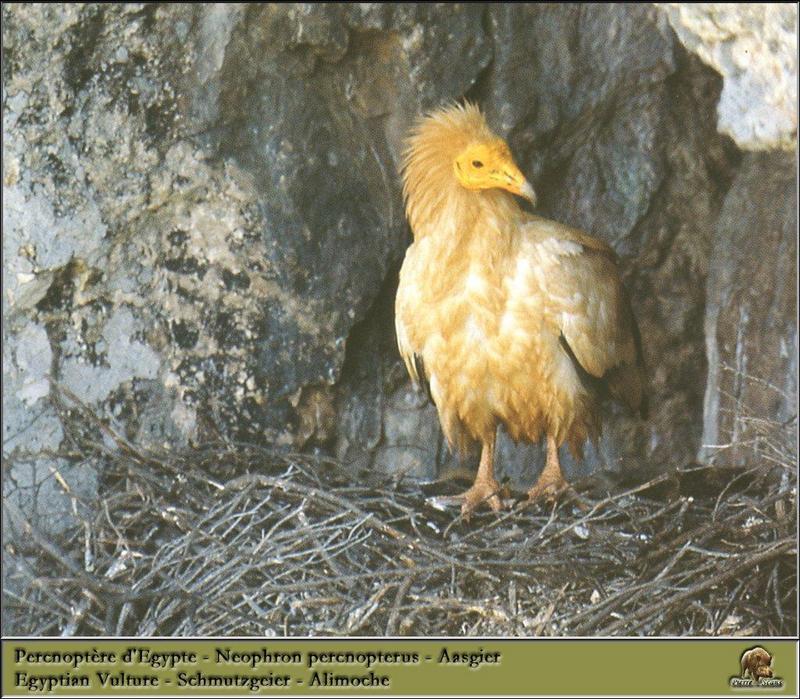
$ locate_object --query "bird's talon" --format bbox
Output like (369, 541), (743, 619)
(458, 480), (506, 519)
(527, 479), (569, 504)
(525, 479), (589, 512)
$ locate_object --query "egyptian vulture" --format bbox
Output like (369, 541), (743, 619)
(395, 102), (646, 516)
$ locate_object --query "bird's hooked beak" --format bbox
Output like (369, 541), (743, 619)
(496, 162), (537, 206)
(518, 179), (538, 206)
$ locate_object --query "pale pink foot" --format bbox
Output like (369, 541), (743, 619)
(526, 472), (570, 504)
(458, 477), (506, 519)
(525, 435), (589, 511)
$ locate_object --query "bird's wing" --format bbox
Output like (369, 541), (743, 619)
(395, 245), (432, 402)
(523, 216), (646, 415)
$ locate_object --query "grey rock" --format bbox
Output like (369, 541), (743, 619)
(701, 151), (797, 466)
(659, 3), (798, 151)
(60, 306), (161, 404)
(3, 323), (62, 459)
(2, 321), (97, 540)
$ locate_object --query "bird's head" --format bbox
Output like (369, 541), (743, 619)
(402, 102), (537, 214)
(452, 140), (536, 205)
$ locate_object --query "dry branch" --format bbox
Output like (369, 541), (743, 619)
(3, 390), (796, 636)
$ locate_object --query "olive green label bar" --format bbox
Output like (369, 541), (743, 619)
(2, 640), (797, 696)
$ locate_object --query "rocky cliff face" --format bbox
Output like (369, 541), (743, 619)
(701, 151), (797, 467)
(3, 4), (796, 535)
(660, 3), (797, 151)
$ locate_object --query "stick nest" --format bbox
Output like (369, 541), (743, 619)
(4, 390), (796, 637)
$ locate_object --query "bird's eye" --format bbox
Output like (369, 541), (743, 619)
(472, 160), (484, 168)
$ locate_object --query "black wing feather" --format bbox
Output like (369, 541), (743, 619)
(412, 353), (433, 403)
(558, 332), (609, 400)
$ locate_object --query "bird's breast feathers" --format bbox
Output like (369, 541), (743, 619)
(397, 224), (600, 431)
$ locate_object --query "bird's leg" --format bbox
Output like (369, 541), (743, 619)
(458, 432), (504, 518)
(527, 435), (570, 503)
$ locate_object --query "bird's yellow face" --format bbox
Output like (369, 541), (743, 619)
(453, 140), (537, 204)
